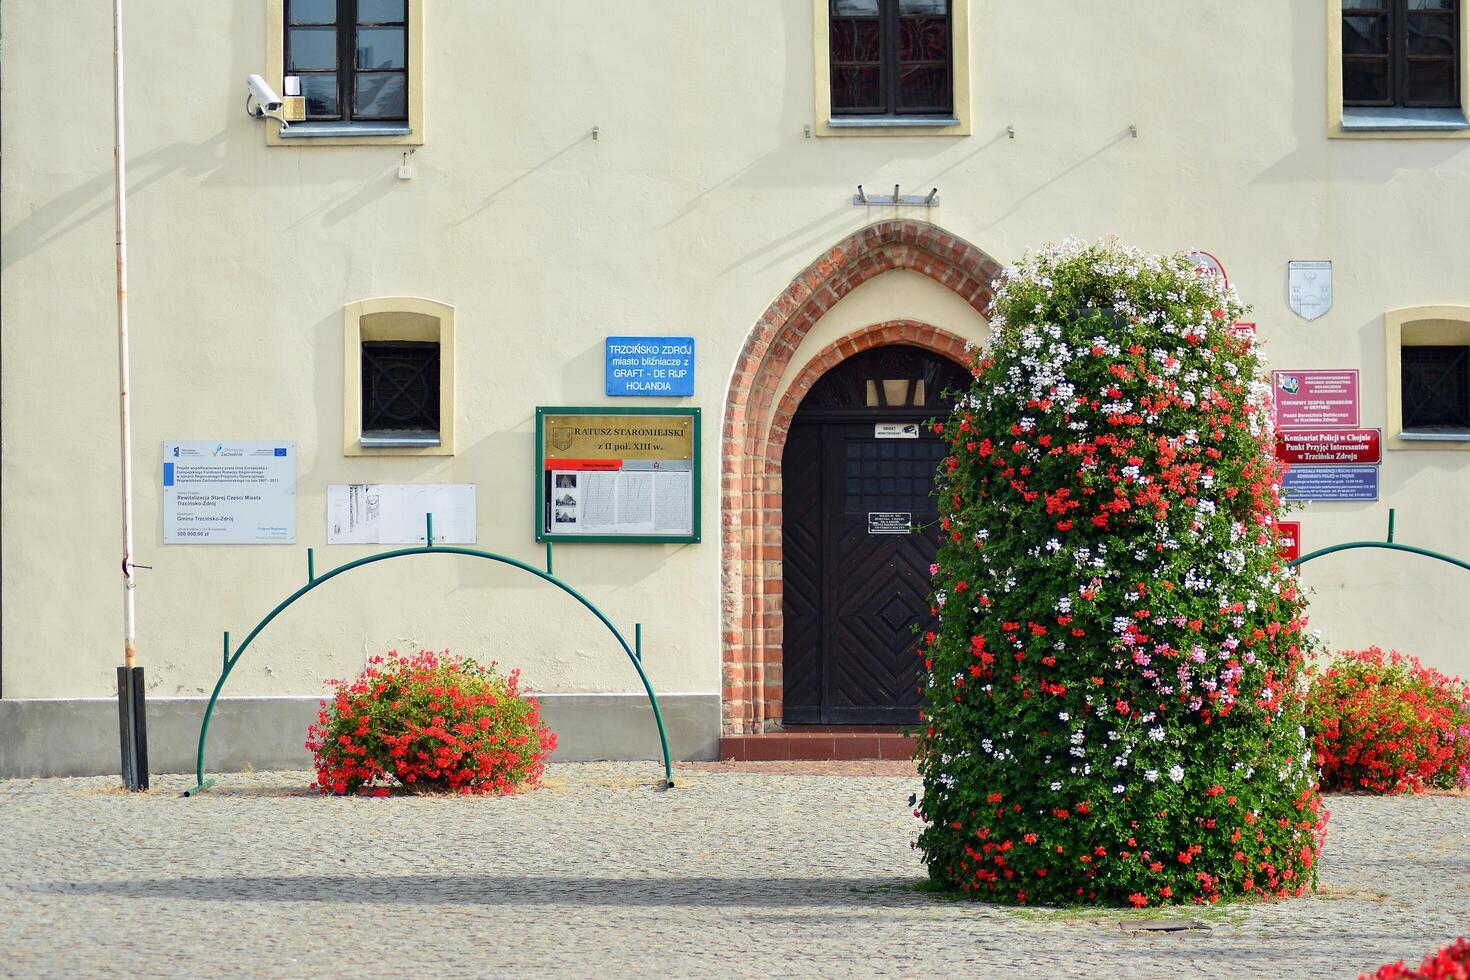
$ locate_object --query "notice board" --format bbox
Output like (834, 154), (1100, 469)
(327, 484), (476, 545)
(536, 407), (700, 543)
(162, 440), (296, 544)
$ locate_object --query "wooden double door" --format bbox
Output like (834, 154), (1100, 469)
(781, 417), (946, 724)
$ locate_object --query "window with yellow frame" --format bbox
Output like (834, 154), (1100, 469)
(1384, 306), (1470, 449)
(265, 0), (424, 146)
(1330, 0), (1470, 136)
(813, 0), (971, 136)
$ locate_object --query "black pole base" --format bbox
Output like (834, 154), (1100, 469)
(116, 666), (149, 791)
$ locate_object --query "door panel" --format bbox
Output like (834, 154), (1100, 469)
(821, 426), (945, 723)
(781, 423), (824, 723)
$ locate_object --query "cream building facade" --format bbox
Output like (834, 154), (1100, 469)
(2, 1), (1468, 775)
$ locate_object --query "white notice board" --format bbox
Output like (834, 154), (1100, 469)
(545, 467), (693, 537)
(327, 484), (476, 544)
(162, 441), (297, 544)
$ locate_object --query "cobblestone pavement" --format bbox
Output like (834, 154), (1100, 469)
(2, 763), (1467, 978)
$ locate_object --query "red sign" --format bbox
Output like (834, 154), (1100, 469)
(1187, 250), (1228, 285)
(1229, 321), (1256, 339)
(1277, 521), (1301, 563)
(545, 458), (623, 471)
(1276, 428), (1382, 466)
(1272, 369), (1359, 428)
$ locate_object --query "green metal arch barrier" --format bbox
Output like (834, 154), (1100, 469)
(187, 516), (674, 795)
(1289, 508), (1470, 573)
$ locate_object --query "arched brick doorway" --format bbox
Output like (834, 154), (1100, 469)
(720, 220), (1003, 736)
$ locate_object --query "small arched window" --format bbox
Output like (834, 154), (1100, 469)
(343, 297), (455, 455)
(1386, 305), (1470, 448)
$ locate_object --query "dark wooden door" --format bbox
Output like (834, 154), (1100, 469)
(782, 420), (947, 724)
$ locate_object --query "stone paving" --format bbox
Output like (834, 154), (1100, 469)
(1, 762), (1467, 978)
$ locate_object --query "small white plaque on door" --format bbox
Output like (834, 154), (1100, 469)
(868, 512), (912, 534)
(875, 423), (920, 439)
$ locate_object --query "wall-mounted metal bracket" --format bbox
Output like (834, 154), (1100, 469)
(853, 183), (939, 207)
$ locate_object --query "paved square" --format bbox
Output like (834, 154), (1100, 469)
(2, 763), (1466, 977)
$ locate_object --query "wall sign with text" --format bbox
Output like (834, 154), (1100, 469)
(1276, 521), (1301, 563)
(327, 484), (476, 545)
(1276, 428), (1381, 466)
(605, 336), (695, 397)
(1282, 465), (1379, 501)
(1273, 370), (1359, 428)
(536, 407), (700, 543)
(162, 440), (296, 544)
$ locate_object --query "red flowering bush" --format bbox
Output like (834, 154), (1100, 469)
(916, 239), (1328, 907)
(1367, 934), (1470, 979)
(306, 649), (557, 795)
(1306, 647), (1470, 794)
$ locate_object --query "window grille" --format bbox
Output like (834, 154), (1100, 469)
(361, 340), (440, 438)
(1402, 344), (1470, 430)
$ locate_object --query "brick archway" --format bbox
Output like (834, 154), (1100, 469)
(720, 220), (1004, 735)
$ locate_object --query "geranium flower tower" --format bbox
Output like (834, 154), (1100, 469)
(916, 239), (1328, 906)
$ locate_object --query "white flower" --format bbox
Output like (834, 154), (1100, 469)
(1169, 765), (1185, 783)
(1049, 781), (1062, 791)
(1144, 769), (1160, 782)
(1058, 711), (1070, 722)
(1147, 726), (1165, 742)
(1112, 784), (1126, 794)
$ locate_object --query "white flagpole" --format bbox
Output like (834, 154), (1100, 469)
(112, 0), (137, 669)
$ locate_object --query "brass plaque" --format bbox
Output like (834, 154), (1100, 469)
(543, 414), (694, 461)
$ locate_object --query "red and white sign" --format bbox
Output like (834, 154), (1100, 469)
(1229, 321), (1256, 339)
(1277, 521), (1301, 563)
(1276, 428), (1382, 466)
(1272, 369), (1359, 428)
(1187, 250), (1228, 285)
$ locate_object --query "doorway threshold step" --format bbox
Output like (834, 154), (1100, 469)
(718, 729), (915, 762)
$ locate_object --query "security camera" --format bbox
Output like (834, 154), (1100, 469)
(246, 74), (283, 113)
(245, 74), (290, 129)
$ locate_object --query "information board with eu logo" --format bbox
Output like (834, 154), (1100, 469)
(605, 336), (694, 396)
(162, 440), (296, 543)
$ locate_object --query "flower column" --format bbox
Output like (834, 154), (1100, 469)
(916, 239), (1328, 907)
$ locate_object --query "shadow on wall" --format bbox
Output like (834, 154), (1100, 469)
(1, 131), (231, 272)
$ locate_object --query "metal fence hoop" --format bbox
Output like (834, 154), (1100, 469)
(187, 518), (674, 794)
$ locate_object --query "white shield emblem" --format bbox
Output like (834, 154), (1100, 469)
(1288, 261), (1332, 321)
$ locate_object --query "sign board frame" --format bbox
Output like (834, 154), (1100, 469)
(605, 336), (695, 397)
(1186, 250), (1228, 286)
(1276, 428), (1382, 466)
(1282, 464), (1379, 501)
(1277, 521), (1301, 563)
(868, 511), (912, 534)
(162, 440), (296, 544)
(1273, 369), (1360, 428)
(327, 484), (477, 545)
(535, 406), (701, 544)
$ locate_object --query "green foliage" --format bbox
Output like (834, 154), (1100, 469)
(915, 238), (1327, 907)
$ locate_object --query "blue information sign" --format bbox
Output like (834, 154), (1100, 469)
(605, 336), (694, 397)
(1283, 465), (1379, 501)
